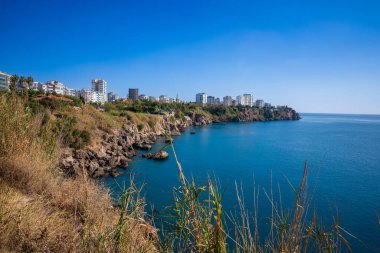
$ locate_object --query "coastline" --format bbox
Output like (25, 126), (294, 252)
(59, 107), (300, 178)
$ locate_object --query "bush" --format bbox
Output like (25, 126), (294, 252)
(148, 119), (156, 129)
(70, 129), (91, 149)
(137, 123), (145, 131)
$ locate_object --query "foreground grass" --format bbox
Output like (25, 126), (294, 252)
(0, 93), (352, 252)
(0, 94), (156, 252)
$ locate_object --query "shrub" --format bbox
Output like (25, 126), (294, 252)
(148, 118), (156, 129)
(70, 129), (91, 149)
(137, 123), (145, 131)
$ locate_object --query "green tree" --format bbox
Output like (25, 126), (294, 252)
(19, 76), (26, 89)
(26, 76), (34, 89)
(9, 75), (19, 92)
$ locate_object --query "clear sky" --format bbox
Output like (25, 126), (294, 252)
(1, 0), (380, 114)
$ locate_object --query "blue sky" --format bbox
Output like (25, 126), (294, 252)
(1, 0), (380, 114)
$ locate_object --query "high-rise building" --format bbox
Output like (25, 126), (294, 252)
(242, 94), (253, 107)
(0, 71), (11, 90)
(223, 96), (232, 106)
(207, 96), (215, 104)
(128, 88), (139, 101)
(236, 94), (253, 106)
(255, 99), (264, 107)
(236, 95), (242, 105)
(92, 79), (107, 103)
(196, 93), (207, 105)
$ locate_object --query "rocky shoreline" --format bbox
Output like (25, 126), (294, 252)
(59, 109), (300, 178)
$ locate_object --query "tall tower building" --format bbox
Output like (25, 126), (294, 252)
(196, 93), (207, 105)
(92, 79), (107, 103)
(128, 88), (139, 101)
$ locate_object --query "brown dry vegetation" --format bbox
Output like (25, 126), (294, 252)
(0, 94), (157, 252)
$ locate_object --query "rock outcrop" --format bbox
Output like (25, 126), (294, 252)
(59, 112), (191, 178)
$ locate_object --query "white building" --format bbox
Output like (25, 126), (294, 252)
(64, 87), (76, 96)
(242, 94), (253, 107)
(196, 93), (207, 105)
(46, 81), (65, 95)
(0, 71), (11, 90)
(236, 94), (253, 106)
(92, 79), (107, 103)
(78, 89), (96, 104)
(223, 96), (233, 106)
(38, 83), (48, 93)
(31, 82), (40, 91)
(138, 94), (148, 100)
(159, 95), (170, 103)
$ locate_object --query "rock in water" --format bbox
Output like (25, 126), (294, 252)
(153, 150), (169, 160)
(143, 153), (153, 159)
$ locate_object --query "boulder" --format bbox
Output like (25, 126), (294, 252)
(153, 151), (169, 160)
(110, 171), (123, 178)
(143, 153), (153, 159)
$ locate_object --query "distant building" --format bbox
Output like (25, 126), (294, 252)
(196, 93), (207, 105)
(65, 87), (76, 96)
(46, 80), (65, 95)
(255, 99), (264, 107)
(107, 92), (119, 102)
(223, 96), (232, 106)
(139, 94), (148, 100)
(237, 94), (253, 106)
(159, 95), (169, 103)
(149, 96), (158, 101)
(38, 83), (48, 93)
(0, 71), (11, 90)
(264, 102), (271, 107)
(128, 88), (139, 101)
(242, 94), (253, 106)
(92, 79), (107, 103)
(215, 98), (221, 104)
(236, 95), (242, 105)
(207, 96), (215, 104)
(31, 82), (40, 91)
(78, 89), (96, 104)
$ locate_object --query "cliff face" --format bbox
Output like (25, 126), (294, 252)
(232, 107), (301, 122)
(59, 113), (192, 178)
(59, 107), (300, 178)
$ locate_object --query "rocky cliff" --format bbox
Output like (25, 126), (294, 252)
(59, 113), (192, 178)
(59, 107), (300, 178)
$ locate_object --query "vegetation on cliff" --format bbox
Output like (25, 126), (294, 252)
(103, 99), (300, 124)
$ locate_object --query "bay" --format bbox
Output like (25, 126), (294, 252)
(102, 113), (380, 252)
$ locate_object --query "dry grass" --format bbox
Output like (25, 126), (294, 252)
(0, 94), (157, 252)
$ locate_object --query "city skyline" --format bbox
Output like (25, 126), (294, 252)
(1, 0), (380, 114)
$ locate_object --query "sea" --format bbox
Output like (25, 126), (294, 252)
(102, 113), (380, 252)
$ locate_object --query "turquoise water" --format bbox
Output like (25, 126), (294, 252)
(103, 113), (380, 252)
